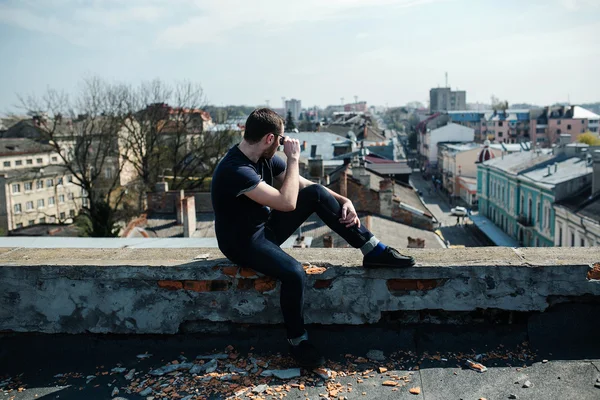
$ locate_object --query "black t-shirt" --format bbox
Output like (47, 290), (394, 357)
(211, 145), (286, 252)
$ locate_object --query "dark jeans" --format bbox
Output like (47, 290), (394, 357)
(222, 184), (373, 339)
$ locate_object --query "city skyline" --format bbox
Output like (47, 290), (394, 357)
(0, 0), (599, 114)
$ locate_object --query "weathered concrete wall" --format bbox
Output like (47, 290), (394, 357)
(0, 247), (599, 334)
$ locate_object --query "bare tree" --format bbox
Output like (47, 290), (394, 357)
(117, 79), (238, 207)
(19, 77), (134, 236)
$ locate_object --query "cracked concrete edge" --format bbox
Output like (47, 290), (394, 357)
(2, 246), (598, 266)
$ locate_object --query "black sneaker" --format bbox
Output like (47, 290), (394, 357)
(363, 247), (415, 268)
(289, 340), (325, 368)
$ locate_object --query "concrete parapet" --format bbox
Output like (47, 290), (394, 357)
(0, 247), (598, 334)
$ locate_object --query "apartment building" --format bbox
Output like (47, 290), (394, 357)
(0, 165), (84, 232)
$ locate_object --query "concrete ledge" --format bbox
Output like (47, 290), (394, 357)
(1, 247), (599, 334)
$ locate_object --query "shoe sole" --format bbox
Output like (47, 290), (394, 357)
(363, 261), (416, 268)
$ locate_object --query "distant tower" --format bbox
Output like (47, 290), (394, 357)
(265, 100), (270, 107)
(445, 72), (448, 88)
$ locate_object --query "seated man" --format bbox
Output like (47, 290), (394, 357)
(211, 108), (415, 367)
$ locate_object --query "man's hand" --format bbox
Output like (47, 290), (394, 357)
(340, 199), (360, 228)
(283, 137), (301, 162)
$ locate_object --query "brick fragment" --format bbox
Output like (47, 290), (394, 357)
(221, 266), (239, 277)
(157, 280), (183, 290)
(240, 268), (258, 278)
(254, 277), (277, 293)
(183, 280), (230, 292)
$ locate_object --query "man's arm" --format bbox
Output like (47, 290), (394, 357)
(244, 139), (301, 212)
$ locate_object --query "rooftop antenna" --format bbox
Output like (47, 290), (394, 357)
(341, 97), (344, 106)
(445, 72), (448, 88)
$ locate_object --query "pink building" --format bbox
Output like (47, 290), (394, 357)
(530, 106), (599, 147)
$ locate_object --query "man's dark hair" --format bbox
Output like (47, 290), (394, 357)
(244, 108), (284, 144)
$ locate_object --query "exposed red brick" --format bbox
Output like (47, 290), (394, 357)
(157, 280), (183, 290)
(221, 266), (239, 277)
(314, 279), (334, 289)
(240, 268), (258, 278)
(237, 279), (255, 290)
(587, 263), (600, 280)
(254, 277), (277, 293)
(387, 279), (444, 292)
(183, 280), (230, 292)
(183, 280), (210, 292)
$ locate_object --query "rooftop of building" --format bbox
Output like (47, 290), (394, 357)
(0, 164), (71, 182)
(283, 131), (354, 160)
(482, 149), (555, 175)
(0, 246), (598, 399)
(0, 138), (55, 157)
(521, 156), (592, 188)
(555, 187), (600, 223)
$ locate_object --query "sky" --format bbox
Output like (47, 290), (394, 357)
(0, 0), (599, 114)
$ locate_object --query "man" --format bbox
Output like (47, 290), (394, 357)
(211, 108), (415, 368)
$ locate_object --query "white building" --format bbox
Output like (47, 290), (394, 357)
(419, 123), (474, 171)
(554, 150), (600, 247)
(285, 99), (302, 122)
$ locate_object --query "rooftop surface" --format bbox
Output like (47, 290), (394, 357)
(1, 312), (598, 400)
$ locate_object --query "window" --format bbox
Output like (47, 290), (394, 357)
(37, 199), (44, 208)
(58, 177), (64, 185)
(68, 192), (74, 200)
(499, 122), (503, 127)
(16, 223), (23, 229)
(535, 237), (539, 247)
(60, 212), (66, 220)
(104, 167), (114, 179)
(567, 124), (571, 130)
(39, 217), (46, 223)
(82, 197), (89, 207)
(36, 158), (43, 164)
(3, 161), (10, 167)
(46, 178), (54, 187)
(15, 160), (22, 166)
(499, 132), (503, 137)
(69, 209), (75, 218)
(557, 129), (561, 134)
(48, 196), (55, 205)
(51, 156), (58, 162)
(26, 201), (34, 210)
(66, 175), (72, 183)
(59, 194), (65, 203)
(14, 204), (21, 213)
(581, 238), (585, 247)
(571, 232), (575, 247)
(24, 182), (32, 191)
(26, 159), (33, 165)
(36, 180), (44, 190)
(12, 184), (20, 193)
(559, 226), (563, 246)
(557, 120), (561, 125)
(28, 219), (35, 225)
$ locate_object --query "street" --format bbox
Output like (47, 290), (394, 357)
(410, 172), (487, 247)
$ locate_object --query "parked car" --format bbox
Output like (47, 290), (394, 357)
(451, 206), (468, 216)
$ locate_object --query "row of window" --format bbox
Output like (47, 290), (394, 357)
(557, 225), (588, 247)
(13, 194), (74, 213)
(11, 176), (72, 194)
(14, 211), (75, 229)
(2, 156), (58, 168)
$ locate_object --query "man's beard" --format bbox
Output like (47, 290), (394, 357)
(261, 140), (279, 159)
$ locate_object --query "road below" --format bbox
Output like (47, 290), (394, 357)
(410, 172), (487, 247)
